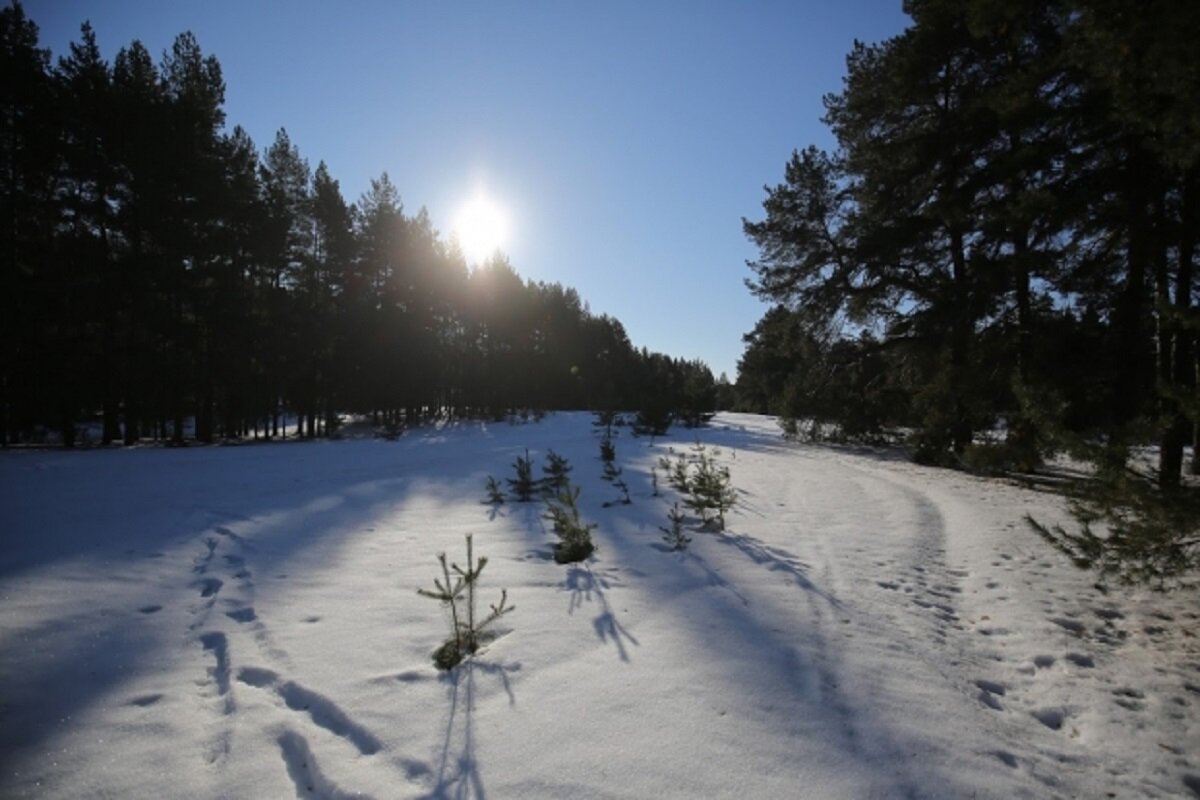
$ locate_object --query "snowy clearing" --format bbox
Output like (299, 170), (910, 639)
(1, 413), (1197, 799)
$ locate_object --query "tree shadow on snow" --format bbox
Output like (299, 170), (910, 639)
(592, 501), (979, 799)
(713, 530), (844, 610)
(425, 658), (519, 800)
(564, 563), (639, 662)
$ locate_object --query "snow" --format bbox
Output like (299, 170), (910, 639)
(1, 412), (1197, 799)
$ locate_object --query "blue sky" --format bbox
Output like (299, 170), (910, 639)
(26, 0), (911, 380)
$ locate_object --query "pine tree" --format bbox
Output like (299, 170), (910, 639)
(507, 449), (536, 501)
(541, 449), (572, 496)
(543, 484), (596, 564)
(660, 502), (690, 551)
(417, 534), (514, 669)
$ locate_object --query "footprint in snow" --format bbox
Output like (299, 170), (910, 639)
(1050, 617), (1087, 636)
(138, 604), (163, 614)
(1033, 655), (1056, 669)
(1112, 687), (1146, 711)
(197, 578), (223, 598)
(236, 666), (381, 755)
(1032, 707), (1067, 730)
(225, 606), (257, 623)
(1065, 652), (1095, 668)
(975, 679), (1006, 710)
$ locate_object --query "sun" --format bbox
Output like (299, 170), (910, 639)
(452, 191), (510, 265)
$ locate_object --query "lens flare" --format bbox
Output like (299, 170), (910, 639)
(453, 191), (509, 264)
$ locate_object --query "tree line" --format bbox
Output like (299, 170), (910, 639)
(738, 0), (1197, 487)
(1, 3), (717, 446)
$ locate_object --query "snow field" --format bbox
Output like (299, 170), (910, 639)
(1, 413), (1197, 798)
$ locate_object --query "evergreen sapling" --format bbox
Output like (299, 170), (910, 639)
(508, 449), (537, 502)
(484, 475), (505, 504)
(599, 435), (616, 465)
(542, 449), (573, 496)
(603, 475), (632, 507)
(417, 534), (515, 670)
(660, 502), (690, 550)
(543, 483), (597, 564)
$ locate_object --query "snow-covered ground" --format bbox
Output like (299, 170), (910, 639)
(1, 412), (1197, 799)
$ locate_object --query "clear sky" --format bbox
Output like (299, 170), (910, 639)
(24, 0), (912, 381)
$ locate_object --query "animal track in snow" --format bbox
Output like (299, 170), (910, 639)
(192, 536), (219, 574)
(138, 604), (162, 614)
(1112, 687), (1146, 711)
(1032, 707), (1067, 730)
(197, 578), (223, 598)
(225, 605), (257, 623)
(236, 667), (381, 755)
(1033, 655), (1056, 669)
(199, 632), (232, 702)
(278, 729), (369, 800)
(1050, 617), (1087, 636)
(1065, 652), (1095, 669)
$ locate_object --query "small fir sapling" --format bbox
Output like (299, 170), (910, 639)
(593, 409), (618, 441)
(417, 534), (514, 670)
(543, 484), (597, 563)
(660, 502), (690, 550)
(601, 458), (623, 483)
(603, 476), (632, 507)
(670, 453), (690, 492)
(684, 444), (736, 530)
(484, 475), (505, 504)
(508, 449), (537, 501)
(599, 436), (616, 464)
(542, 449), (573, 496)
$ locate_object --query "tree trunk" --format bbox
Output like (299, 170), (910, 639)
(1157, 169), (1196, 486)
(949, 225), (973, 454)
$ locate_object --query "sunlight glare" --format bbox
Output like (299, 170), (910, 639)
(453, 191), (510, 264)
